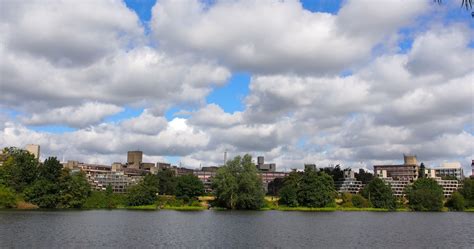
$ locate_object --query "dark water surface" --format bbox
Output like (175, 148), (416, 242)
(0, 210), (473, 248)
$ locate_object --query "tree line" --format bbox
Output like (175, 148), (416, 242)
(1, 148), (473, 211)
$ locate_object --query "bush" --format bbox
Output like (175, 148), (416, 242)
(351, 194), (369, 208)
(176, 174), (204, 200)
(445, 192), (465, 211)
(0, 184), (17, 208)
(459, 178), (474, 208)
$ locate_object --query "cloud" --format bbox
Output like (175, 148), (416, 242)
(0, 0), (144, 67)
(151, 0), (428, 74)
(21, 102), (123, 128)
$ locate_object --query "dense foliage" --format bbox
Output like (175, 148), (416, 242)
(445, 192), (465, 211)
(126, 174), (159, 206)
(406, 178), (444, 211)
(355, 169), (374, 185)
(23, 157), (91, 208)
(157, 169), (177, 195)
(341, 193), (369, 208)
(0, 184), (17, 208)
(320, 165), (344, 182)
(0, 147), (39, 192)
(459, 178), (474, 208)
(362, 178), (396, 210)
(212, 155), (265, 210)
(278, 168), (335, 208)
(176, 174), (204, 200)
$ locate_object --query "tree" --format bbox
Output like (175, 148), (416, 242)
(267, 177), (285, 196)
(126, 174), (159, 206)
(320, 165), (344, 182)
(24, 179), (59, 208)
(157, 169), (177, 195)
(212, 155), (265, 210)
(445, 192), (465, 211)
(278, 171), (301, 207)
(406, 178), (444, 211)
(459, 178), (474, 207)
(0, 184), (17, 208)
(355, 169), (373, 185)
(39, 157), (63, 182)
(58, 170), (91, 208)
(297, 169), (335, 208)
(176, 174), (204, 200)
(362, 178), (396, 210)
(0, 147), (38, 192)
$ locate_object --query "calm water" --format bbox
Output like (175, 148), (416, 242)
(0, 210), (473, 249)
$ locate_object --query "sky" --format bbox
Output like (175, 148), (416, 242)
(0, 0), (473, 174)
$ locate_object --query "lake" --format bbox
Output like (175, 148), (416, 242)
(0, 210), (473, 248)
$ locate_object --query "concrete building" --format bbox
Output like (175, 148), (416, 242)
(127, 151), (143, 169)
(256, 156), (276, 172)
(373, 155), (419, 182)
(304, 164), (317, 171)
(25, 144), (40, 160)
(434, 162), (464, 180)
(335, 170), (363, 194)
(88, 171), (143, 193)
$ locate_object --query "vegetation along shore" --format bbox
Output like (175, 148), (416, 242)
(1, 148), (473, 212)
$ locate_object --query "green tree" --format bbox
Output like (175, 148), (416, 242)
(362, 178), (396, 210)
(212, 155), (265, 210)
(24, 179), (59, 208)
(278, 172), (301, 207)
(0, 184), (17, 208)
(445, 192), (465, 211)
(297, 169), (335, 208)
(176, 174), (204, 200)
(157, 169), (177, 195)
(0, 147), (38, 192)
(39, 157), (62, 182)
(459, 178), (474, 207)
(278, 184), (298, 207)
(126, 174), (159, 206)
(406, 178), (444, 211)
(58, 170), (91, 208)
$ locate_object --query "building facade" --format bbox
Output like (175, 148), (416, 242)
(335, 170), (363, 194)
(434, 162), (464, 180)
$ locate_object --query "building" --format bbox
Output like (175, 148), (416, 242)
(194, 169), (217, 193)
(335, 170), (363, 194)
(88, 171), (143, 193)
(127, 151), (143, 169)
(304, 164), (317, 171)
(377, 168), (461, 198)
(434, 162), (464, 180)
(259, 171), (289, 192)
(25, 144), (40, 160)
(373, 155), (419, 182)
(256, 156), (276, 172)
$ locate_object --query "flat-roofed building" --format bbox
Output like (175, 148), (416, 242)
(434, 162), (464, 180)
(335, 170), (363, 194)
(127, 151), (143, 169)
(25, 144), (40, 160)
(373, 155), (419, 182)
(256, 156), (276, 172)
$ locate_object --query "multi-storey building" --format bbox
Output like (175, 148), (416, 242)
(88, 171), (143, 193)
(256, 156), (276, 172)
(335, 170), (363, 194)
(373, 155), (419, 182)
(434, 162), (464, 180)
